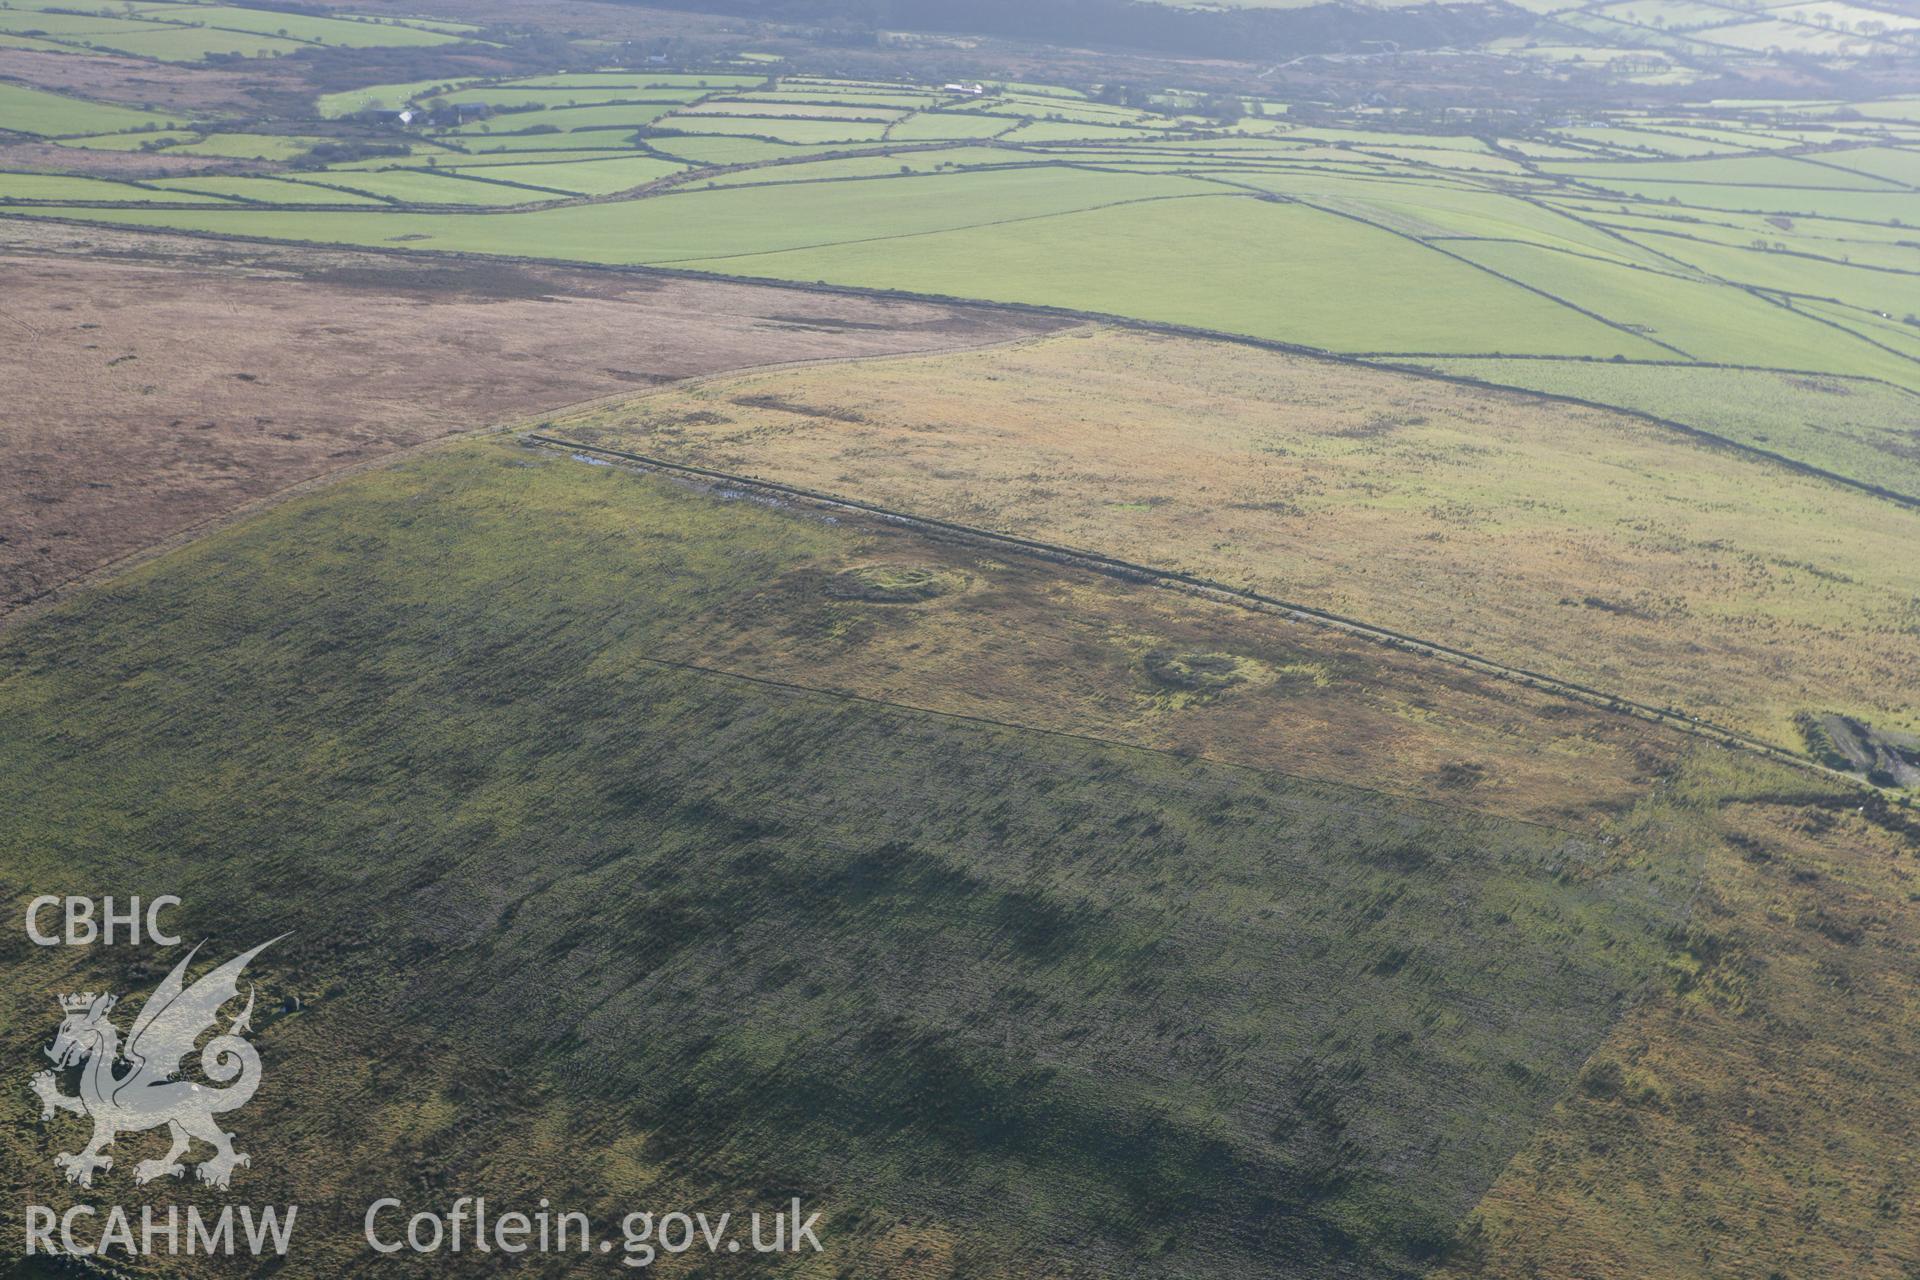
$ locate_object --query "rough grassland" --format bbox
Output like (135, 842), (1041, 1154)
(0, 442), (1688, 1278)
(551, 327), (1920, 746)
(1439, 752), (1920, 1280)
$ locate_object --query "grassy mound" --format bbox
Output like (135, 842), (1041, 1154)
(825, 562), (965, 603)
(1143, 648), (1248, 693)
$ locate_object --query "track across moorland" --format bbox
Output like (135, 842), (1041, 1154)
(525, 432), (1896, 799)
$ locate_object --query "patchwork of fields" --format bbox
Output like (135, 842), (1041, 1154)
(4, 69), (1916, 509)
(0, 0), (478, 62)
(1494, 0), (1920, 73)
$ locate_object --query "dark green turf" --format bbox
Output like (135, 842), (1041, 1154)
(0, 444), (1688, 1276)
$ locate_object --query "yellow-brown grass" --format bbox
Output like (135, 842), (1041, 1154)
(554, 327), (1920, 749)
(1437, 751), (1920, 1279)
(639, 510), (1678, 830)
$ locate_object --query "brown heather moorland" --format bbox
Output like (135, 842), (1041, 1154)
(0, 222), (1062, 620)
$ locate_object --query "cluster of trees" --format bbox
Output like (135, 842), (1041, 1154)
(1091, 84), (1246, 123)
(295, 36), (565, 93)
(289, 139), (411, 168)
(1196, 92), (1246, 123)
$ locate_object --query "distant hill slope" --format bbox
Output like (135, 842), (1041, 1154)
(634, 0), (1535, 58)
(633, 0), (1918, 68)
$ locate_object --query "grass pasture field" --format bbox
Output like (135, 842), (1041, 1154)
(24, 22), (309, 62)
(55, 127), (200, 150)
(148, 172), (393, 202)
(0, 79), (185, 134)
(435, 153), (686, 195)
(0, 189), (1684, 356)
(128, 5), (465, 49)
(420, 84), (709, 111)
(315, 76), (482, 118)
(163, 131), (339, 160)
(448, 101), (685, 135)
(290, 167), (564, 204)
(1412, 359), (1920, 499)
(0, 170), (250, 200)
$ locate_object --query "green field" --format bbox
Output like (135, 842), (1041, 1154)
(56, 128), (201, 150)
(437, 153), (685, 194)
(449, 101), (684, 135)
(165, 132), (338, 160)
(1413, 359), (1920, 499)
(291, 168), (567, 205)
(653, 114), (895, 144)
(138, 5), (463, 47)
(0, 171), (225, 201)
(0, 81), (185, 135)
(887, 110), (1023, 140)
(672, 195), (1661, 355)
(315, 77), (483, 118)
(36, 23), (308, 61)
(423, 85), (708, 111)
(149, 173), (393, 204)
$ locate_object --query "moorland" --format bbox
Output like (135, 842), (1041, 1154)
(2, 3), (1917, 1277)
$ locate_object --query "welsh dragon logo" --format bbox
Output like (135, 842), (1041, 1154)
(30, 938), (282, 1190)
